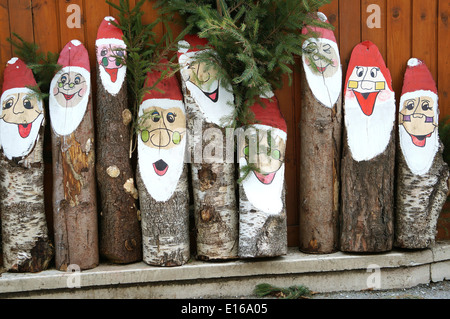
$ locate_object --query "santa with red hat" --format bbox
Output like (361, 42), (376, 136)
(344, 40), (396, 162)
(49, 40), (91, 136)
(239, 92), (287, 215)
(399, 58), (439, 175)
(301, 12), (342, 109)
(178, 34), (234, 127)
(96, 16), (126, 96)
(0, 57), (44, 159)
(137, 60), (187, 202)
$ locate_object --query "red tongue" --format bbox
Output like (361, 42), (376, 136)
(18, 123), (32, 138)
(208, 91), (217, 101)
(353, 91), (380, 116)
(411, 134), (432, 147)
(63, 93), (75, 100)
(105, 68), (118, 83)
(254, 171), (276, 185)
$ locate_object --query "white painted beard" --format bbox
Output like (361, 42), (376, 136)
(185, 79), (234, 127)
(302, 40), (342, 109)
(98, 64), (126, 96)
(137, 137), (186, 202)
(239, 157), (285, 215)
(344, 93), (395, 162)
(399, 125), (438, 176)
(0, 113), (44, 160)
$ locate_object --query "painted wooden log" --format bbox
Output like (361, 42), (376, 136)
(50, 40), (98, 270)
(237, 93), (288, 258)
(0, 57), (53, 272)
(340, 41), (396, 253)
(178, 35), (238, 260)
(299, 12), (342, 254)
(95, 16), (142, 264)
(136, 60), (190, 266)
(395, 58), (449, 249)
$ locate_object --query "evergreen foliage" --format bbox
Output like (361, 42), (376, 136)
(6, 33), (61, 103)
(439, 116), (450, 172)
(106, 0), (189, 152)
(156, 0), (332, 127)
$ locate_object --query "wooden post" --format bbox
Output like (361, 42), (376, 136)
(395, 58), (449, 249)
(0, 57), (53, 272)
(95, 16), (142, 264)
(178, 35), (238, 260)
(299, 12), (342, 254)
(136, 60), (190, 266)
(237, 93), (288, 258)
(50, 40), (98, 270)
(340, 41), (396, 253)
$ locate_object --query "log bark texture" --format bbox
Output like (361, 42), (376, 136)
(340, 130), (395, 252)
(52, 96), (99, 270)
(0, 127), (53, 272)
(395, 143), (449, 248)
(96, 63), (142, 264)
(187, 118), (238, 260)
(137, 164), (190, 266)
(238, 185), (287, 258)
(298, 67), (342, 254)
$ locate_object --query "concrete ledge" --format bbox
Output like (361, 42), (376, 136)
(0, 241), (449, 298)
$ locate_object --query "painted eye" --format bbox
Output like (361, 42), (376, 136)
(74, 76), (81, 85)
(101, 49), (108, 57)
(406, 101), (415, 111)
(115, 50), (124, 57)
(23, 99), (33, 109)
(422, 101), (431, 111)
(172, 131), (181, 144)
(370, 68), (378, 78)
(3, 98), (13, 110)
(141, 130), (149, 143)
(60, 75), (67, 83)
(151, 111), (160, 123)
(166, 112), (176, 123)
(322, 44), (332, 54)
(272, 150), (281, 160)
(356, 67), (364, 78)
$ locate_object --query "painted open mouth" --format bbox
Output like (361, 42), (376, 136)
(410, 133), (432, 147)
(203, 86), (219, 103)
(153, 159), (169, 176)
(63, 93), (76, 100)
(317, 66), (327, 73)
(353, 91), (380, 116)
(254, 171), (276, 185)
(18, 123), (32, 138)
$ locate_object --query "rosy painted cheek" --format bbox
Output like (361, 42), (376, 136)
(345, 89), (355, 100)
(377, 89), (393, 102)
(332, 59), (338, 67)
(78, 87), (87, 97)
(53, 87), (59, 96)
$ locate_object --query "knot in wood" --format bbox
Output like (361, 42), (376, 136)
(200, 207), (215, 222)
(106, 165), (121, 178)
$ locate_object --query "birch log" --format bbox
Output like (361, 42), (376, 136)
(95, 16), (142, 264)
(0, 57), (53, 272)
(178, 35), (238, 260)
(238, 93), (288, 258)
(395, 58), (449, 249)
(340, 41), (396, 253)
(50, 40), (98, 270)
(299, 12), (342, 254)
(136, 61), (190, 266)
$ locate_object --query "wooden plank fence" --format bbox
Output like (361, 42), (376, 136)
(0, 0), (448, 246)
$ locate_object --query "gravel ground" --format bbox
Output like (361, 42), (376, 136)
(311, 280), (450, 299)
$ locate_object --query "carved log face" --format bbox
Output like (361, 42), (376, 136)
(138, 65), (187, 202)
(49, 40), (91, 136)
(96, 17), (127, 96)
(0, 58), (44, 159)
(344, 41), (395, 162)
(178, 35), (235, 127)
(399, 58), (439, 176)
(301, 12), (342, 109)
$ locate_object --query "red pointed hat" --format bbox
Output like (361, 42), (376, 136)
(58, 40), (90, 72)
(344, 41), (393, 93)
(250, 94), (287, 133)
(302, 12), (337, 44)
(96, 16), (124, 43)
(177, 34), (210, 58)
(2, 57), (37, 93)
(142, 59), (183, 101)
(401, 58), (437, 95)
